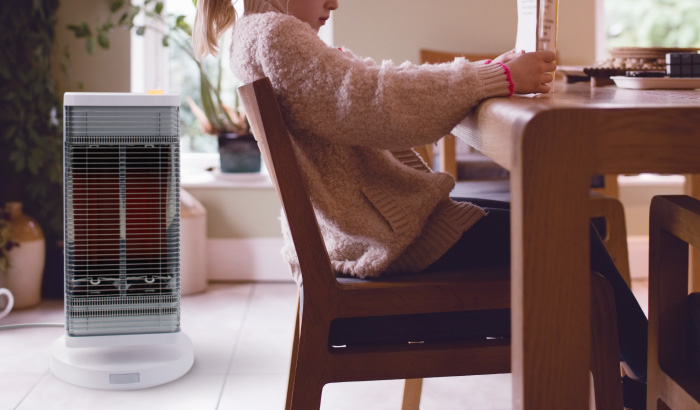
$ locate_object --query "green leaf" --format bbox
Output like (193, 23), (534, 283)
(176, 17), (192, 36)
(109, 0), (124, 12)
(98, 32), (110, 49)
(86, 36), (95, 54)
(136, 26), (146, 36)
(162, 36), (169, 47)
(129, 5), (141, 24)
(9, 151), (25, 172)
(155, 2), (164, 15)
(67, 22), (91, 38)
(119, 12), (128, 25)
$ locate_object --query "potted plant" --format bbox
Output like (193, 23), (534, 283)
(1, 0), (65, 301)
(68, 0), (261, 173)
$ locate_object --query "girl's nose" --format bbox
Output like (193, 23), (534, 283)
(326, 0), (339, 10)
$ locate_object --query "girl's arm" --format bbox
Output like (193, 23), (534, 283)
(246, 15), (511, 150)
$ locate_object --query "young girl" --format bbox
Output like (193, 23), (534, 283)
(193, 0), (647, 408)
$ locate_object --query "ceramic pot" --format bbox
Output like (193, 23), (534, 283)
(0, 202), (45, 308)
(218, 132), (261, 173)
(180, 189), (208, 295)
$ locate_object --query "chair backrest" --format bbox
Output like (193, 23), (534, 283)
(238, 77), (337, 290)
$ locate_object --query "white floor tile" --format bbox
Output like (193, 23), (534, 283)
(17, 371), (224, 410)
(245, 283), (298, 327)
(320, 379), (405, 410)
(0, 327), (64, 373)
(180, 282), (254, 330)
(218, 373), (288, 409)
(0, 373), (46, 410)
(228, 325), (294, 374)
(421, 374), (512, 410)
(182, 327), (240, 375)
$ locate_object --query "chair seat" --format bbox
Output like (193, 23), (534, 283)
(332, 268), (511, 347)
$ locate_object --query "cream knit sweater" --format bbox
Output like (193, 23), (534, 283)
(230, 3), (511, 283)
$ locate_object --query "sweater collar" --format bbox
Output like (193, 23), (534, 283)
(244, 0), (287, 14)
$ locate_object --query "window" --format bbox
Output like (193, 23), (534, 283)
(604, 0), (700, 49)
(131, 0), (334, 157)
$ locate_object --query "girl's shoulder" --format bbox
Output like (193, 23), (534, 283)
(234, 12), (317, 45)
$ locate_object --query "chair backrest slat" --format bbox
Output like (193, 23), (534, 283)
(238, 78), (337, 290)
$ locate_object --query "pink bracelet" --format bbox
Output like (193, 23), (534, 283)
(495, 62), (514, 96)
(483, 59), (492, 65)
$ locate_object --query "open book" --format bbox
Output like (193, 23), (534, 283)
(515, 0), (559, 53)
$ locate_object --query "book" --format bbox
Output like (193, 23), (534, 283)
(515, 0), (559, 53)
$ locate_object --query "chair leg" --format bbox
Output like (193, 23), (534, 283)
(287, 304), (330, 410)
(285, 294), (301, 410)
(401, 378), (423, 410)
(590, 272), (624, 410)
(589, 195), (631, 286)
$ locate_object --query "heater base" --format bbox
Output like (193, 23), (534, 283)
(49, 332), (194, 390)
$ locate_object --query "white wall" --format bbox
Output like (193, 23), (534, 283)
(333, 0), (598, 66)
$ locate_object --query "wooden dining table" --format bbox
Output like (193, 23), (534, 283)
(451, 80), (700, 410)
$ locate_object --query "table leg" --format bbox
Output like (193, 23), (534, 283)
(685, 174), (700, 292)
(510, 112), (593, 410)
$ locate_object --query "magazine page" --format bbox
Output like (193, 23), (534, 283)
(515, 0), (538, 53)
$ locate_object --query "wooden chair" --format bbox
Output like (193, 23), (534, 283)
(648, 195), (700, 409)
(239, 77), (624, 410)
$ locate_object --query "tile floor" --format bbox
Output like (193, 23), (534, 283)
(0, 280), (649, 410)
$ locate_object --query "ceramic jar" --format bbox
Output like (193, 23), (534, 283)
(0, 202), (45, 308)
(180, 189), (208, 295)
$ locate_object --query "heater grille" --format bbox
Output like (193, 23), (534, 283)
(64, 105), (181, 336)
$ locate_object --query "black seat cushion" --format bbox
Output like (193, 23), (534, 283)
(328, 308), (510, 347)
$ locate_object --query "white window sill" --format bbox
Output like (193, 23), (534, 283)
(181, 152), (272, 189)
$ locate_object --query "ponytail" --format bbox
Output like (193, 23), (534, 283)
(193, 0), (237, 61)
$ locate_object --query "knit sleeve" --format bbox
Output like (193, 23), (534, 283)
(251, 14), (510, 149)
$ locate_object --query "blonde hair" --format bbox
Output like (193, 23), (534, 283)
(193, 0), (237, 61)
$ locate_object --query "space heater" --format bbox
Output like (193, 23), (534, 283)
(50, 92), (194, 390)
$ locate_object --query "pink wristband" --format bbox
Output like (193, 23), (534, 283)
(495, 62), (514, 96)
(483, 59), (492, 65)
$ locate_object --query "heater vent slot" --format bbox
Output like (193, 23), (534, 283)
(65, 106), (179, 137)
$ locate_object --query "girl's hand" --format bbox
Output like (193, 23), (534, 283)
(494, 49), (525, 64)
(505, 50), (557, 94)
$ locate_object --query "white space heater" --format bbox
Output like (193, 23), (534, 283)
(50, 93), (194, 390)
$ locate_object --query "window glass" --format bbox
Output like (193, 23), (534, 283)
(168, 0), (245, 153)
(605, 0), (700, 49)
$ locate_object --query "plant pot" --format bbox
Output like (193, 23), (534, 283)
(218, 132), (261, 173)
(0, 202), (45, 309)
